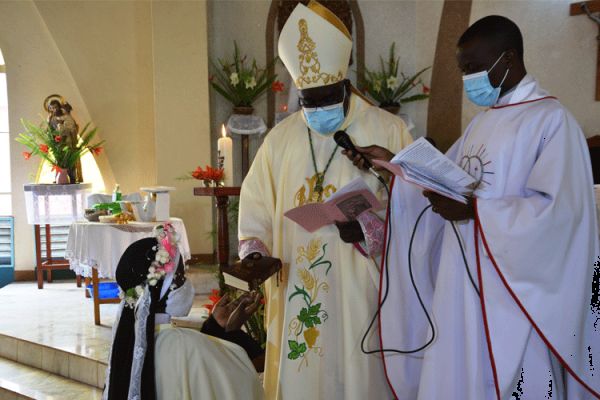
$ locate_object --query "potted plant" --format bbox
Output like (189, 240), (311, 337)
(16, 119), (104, 184)
(210, 41), (282, 114)
(361, 42), (431, 114)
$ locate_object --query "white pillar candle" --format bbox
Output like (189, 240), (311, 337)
(217, 124), (234, 186)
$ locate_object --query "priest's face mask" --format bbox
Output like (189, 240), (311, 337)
(299, 80), (349, 135)
(457, 38), (511, 106)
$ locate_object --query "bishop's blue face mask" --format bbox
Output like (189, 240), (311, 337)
(462, 52), (509, 107)
(302, 90), (346, 135)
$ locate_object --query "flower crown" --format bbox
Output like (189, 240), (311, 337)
(119, 222), (180, 309)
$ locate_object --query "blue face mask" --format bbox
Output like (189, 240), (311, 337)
(302, 92), (346, 135)
(462, 52), (509, 107)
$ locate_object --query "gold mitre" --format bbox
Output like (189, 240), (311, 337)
(278, 1), (352, 90)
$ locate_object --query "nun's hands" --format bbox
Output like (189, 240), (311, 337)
(224, 291), (263, 332)
(211, 291), (263, 331)
(211, 294), (237, 329)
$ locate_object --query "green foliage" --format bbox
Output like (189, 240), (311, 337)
(16, 119), (104, 169)
(360, 42), (431, 107)
(210, 41), (279, 107)
(287, 340), (307, 360)
(298, 303), (322, 328)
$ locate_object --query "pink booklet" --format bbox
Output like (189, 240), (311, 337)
(284, 179), (382, 232)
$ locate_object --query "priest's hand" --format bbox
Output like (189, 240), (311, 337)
(335, 220), (364, 243)
(423, 190), (475, 221)
(341, 145), (394, 171)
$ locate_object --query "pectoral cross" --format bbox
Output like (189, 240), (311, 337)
(570, 1), (600, 100)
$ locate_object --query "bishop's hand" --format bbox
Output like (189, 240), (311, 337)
(335, 220), (364, 243)
(423, 190), (475, 221)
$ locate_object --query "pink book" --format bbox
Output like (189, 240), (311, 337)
(284, 179), (382, 232)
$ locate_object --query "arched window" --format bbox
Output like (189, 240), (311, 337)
(0, 49), (11, 215)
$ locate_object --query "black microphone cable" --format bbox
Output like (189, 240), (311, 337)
(450, 221), (480, 297)
(360, 184), (480, 356)
(360, 180), (436, 355)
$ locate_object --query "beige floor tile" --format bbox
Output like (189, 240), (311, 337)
(96, 364), (106, 389)
(0, 335), (18, 361)
(16, 342), (42, 370)
(68, 355), (97, 387)
(0, 387), (19, 400)
(41, 347), (69, 378)
(0, 357), (101, 400)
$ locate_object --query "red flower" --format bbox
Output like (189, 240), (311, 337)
(422, 85), (430, 94)
(39, 144), (49, 154)
(22, 151), (32, 160)
(91, 146), (103, 156)
(190, 165), (224, 181)
(272, 80), (285, 93)
(54, 135), (62, 143)
(51, 165), (64, 173)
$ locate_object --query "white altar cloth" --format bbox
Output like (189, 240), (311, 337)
(65, 218), (191, 279)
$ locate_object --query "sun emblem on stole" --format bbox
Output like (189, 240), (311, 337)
(459, 144), (494, 190)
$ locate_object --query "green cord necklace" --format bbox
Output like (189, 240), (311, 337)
(307, 127), (339, 199)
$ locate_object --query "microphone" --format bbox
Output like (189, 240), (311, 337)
(334, 130), (385, 184)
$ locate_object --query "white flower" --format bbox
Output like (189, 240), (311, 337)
(149, 278), (158, 287)
(118, 290), (125, 299)
(245, 76), (257, 89)
(155, 249), (170, 264)
(135, 285), (144, 296)
(373, 80), (382, 93)
(148, 266), (155, 274)
(230, 72), (239, 86)
(386, 76), (399, 90)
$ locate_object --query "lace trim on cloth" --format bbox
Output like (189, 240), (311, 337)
(238, 239), (271, 259)
(102, 301), (125, 400)
(109, 224), (154, 233)
(356, 212), (385, 257)
(128, 287), (151, 400)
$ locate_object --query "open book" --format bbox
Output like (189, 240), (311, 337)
(284, 177), (383, 232)
(373, 137), (476, 204)
(222, 256), (282, 292)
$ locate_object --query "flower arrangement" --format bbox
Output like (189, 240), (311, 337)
(119, 223), (180, 308)
(361, 42), (430, 109)
(16, 119), (104, 180)
(179, 165), (225, 186)
(210, 41), (282, 108)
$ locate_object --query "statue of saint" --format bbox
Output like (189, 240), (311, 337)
(43, 94), (82, 183)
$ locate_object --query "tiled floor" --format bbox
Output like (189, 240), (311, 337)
(0, 282), (118, 364)
(0, 357), (102, 400)
(0, 279), (214, 365)
(0, 277), (213, 397)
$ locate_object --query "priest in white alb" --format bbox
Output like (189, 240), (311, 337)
(237, 1), (412, 398)
(349, 15), (600, 400)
